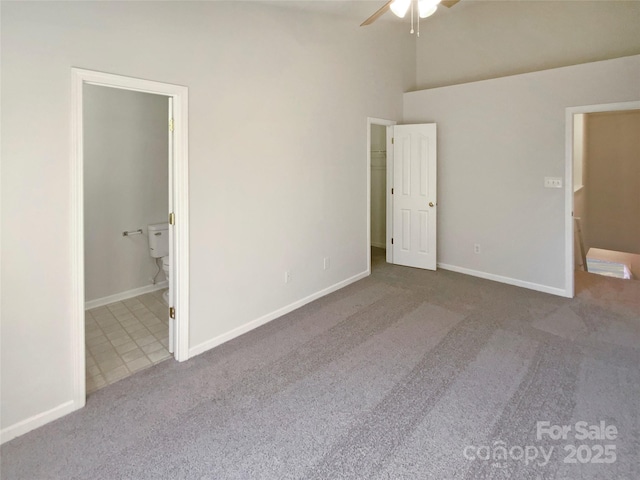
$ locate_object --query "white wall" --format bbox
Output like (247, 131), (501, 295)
(84, 85), (168, 303)
(0, 1), (414, 438)
(370, 124), (387, 248)
(403, 55), (640, 294)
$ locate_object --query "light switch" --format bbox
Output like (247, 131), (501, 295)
(544, 177), (563, 188)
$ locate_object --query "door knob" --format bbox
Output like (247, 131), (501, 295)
(429, 202), (435, 207)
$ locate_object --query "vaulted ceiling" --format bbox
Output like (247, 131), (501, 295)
(269, 0), (640, 90)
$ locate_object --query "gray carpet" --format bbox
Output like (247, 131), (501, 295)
(2, 248), (639, 479)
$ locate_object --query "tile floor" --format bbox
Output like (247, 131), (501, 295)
(85, 289), (171, 393)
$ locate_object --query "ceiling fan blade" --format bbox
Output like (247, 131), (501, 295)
(360, 0), (393, 26)
(440, 0), (461, 8)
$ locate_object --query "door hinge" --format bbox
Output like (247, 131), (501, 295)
(169, 118), (174, 132)
(391, 238), (394, 245)
(169, 307), (175, 319)
(391, 137), (394, 145)
(169, 212), (175, 225)
(391, 188), (394, 195)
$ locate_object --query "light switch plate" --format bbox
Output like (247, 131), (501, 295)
(544, 177), (563, 188)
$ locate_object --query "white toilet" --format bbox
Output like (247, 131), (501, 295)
(147, 223), (170, 305)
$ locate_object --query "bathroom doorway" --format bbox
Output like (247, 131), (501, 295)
(71, 69), (190, 406)
(83, 84), (172, 393)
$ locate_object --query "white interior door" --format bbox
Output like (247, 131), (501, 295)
(392, 124), (437, 270)
(167, 98), (175, 354)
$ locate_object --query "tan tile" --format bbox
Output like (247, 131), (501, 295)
(104, 365), (130, 383)
(133, 311), (152, 321)
(90, 342), (116, 355)
(87, 374), (106, 393)
(151, 311), (168, 321)
(110, 334), (133, 347)
(108, 301), (128, 309)
(127, 356), (151, 372)
(159, 338), (169, 348)
(85, 325), (102, 336)
(115, 341), (138, 355)
(100, 358), (126, 381)
(144, 302), (163, 312)
(89, 306), (109, 316)
(106, 328), (128, 338)
(148, 324), (167, 335)
(102, 324), (125, 335)
(116, 314), (137, 324)
(86, 355), (96, 367)
(86, 364), (101, 377)
(127, 325), (149, 336)
(95, 347), (122, 363)
(141, 341), (164, 354)
(138, 293), (155, 302)
(141, 319), (162, 329)
(106, 309), (127, 317)
(86, 334), (109, 347)
(135, 335), (157, 348)
(96, 319), (118, 329)
(148, 349), (171, 364)
(148, 320), (165, 330)
(120, 348), (145, 363)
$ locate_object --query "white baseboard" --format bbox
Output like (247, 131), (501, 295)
(437, 263), (570, 298)
(189, 270), (369, 358)
(1, 399), (78, 445)
(370, 242), (386, 249)
(85, 281), (168, 310)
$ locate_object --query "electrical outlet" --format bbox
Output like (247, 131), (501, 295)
(544, 177), (563, 188)
(474, 244), (481, 254)
(323, 257), (330, 270)
(284, 271), (292, 284)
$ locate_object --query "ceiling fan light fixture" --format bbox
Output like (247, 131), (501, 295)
(418, 0), (440, 18)
(390, 0), (411, 18)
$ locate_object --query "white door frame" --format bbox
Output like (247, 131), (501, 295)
(71, 68), (190, 408)
(564, 100), (640, 297)
(366, 117), (396, 274)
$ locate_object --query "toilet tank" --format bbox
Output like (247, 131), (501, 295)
(148, 223), (169, 258)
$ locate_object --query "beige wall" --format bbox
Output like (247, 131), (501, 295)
(584, 110), (640, 255)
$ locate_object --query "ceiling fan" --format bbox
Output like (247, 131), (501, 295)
(361, 0), (461, 35)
